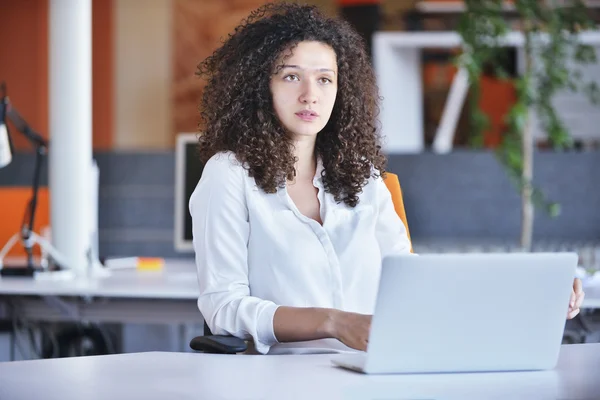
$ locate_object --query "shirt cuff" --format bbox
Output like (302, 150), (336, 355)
(254, 302), (280, 354)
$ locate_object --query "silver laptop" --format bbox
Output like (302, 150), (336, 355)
(332, 252), (578, 374)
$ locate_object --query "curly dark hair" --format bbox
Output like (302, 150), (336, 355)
(196, 2), (387, 207)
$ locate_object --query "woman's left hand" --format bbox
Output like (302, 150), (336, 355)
(567, 278), (585, 319)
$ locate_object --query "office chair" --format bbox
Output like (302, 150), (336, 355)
(189, 172), (412, 354)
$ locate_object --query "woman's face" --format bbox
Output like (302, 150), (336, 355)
(270, 41), (338, 141)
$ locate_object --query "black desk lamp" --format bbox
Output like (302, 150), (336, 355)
(0, 81), (58, 277)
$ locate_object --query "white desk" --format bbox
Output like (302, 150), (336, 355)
(0, 343), (598, 400)
(0, 259), (201, 324)
(0, 259), (198, 298)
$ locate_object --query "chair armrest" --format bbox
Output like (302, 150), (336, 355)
(189, 335), (248, 354)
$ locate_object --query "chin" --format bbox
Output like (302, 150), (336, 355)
(293, 131), (320, 138)
(288, 125), (325, 139)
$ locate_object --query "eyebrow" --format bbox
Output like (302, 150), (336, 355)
(281, 64), (336, 74)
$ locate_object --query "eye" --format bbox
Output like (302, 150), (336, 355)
(318, 77), (333, 84)
(284, 74), (299, 82)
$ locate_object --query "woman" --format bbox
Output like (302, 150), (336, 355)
(189, 3), (584, 355)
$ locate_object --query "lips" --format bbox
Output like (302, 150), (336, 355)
(296, 110), (318, 117)
(295, 110), (318, 122)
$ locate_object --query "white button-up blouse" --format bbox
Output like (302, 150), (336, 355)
(189, 151), (412, 354)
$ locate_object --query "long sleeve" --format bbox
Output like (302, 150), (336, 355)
(374, 175), (413, 258)
(189, 153), (280, 354)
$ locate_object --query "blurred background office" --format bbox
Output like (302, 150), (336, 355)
(1, 0), (599, 362)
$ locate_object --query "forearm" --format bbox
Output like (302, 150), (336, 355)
(273, 306), (339, 343)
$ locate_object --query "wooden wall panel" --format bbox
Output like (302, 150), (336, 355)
(171, 0), (267, 136)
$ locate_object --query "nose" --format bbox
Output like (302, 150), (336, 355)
(299, 80), (318, 104)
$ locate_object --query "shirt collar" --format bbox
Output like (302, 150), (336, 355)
(313, 156), (324, 186)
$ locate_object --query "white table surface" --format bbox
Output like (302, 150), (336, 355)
(0, 343), (598, 400)
(0, 260), (201, 324)
(0, 259), (199, 299)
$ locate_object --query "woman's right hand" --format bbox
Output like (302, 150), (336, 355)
(329, 310), (372, 352)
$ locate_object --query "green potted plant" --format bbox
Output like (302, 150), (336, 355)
(456, 0), (600, 251)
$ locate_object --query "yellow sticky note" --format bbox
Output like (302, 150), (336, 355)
(137, 257), (164, 271)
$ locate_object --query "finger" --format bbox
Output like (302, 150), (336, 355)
(569, 291), (576, 308)
(573, 278), (583, 294)
(567, 308), (580, 320)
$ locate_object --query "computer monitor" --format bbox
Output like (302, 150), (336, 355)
(174, 133), (204, 252)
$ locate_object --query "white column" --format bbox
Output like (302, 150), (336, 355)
(373, 33), (424, 154)
(49, 0), (92, 275)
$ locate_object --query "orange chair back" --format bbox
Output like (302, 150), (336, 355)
(383, 172), (412, 252)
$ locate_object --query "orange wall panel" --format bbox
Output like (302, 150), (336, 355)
(0, 188), (50, 258)
(0, 0), (49, 151)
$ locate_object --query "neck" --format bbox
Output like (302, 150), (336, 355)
(291, 136), (317, 181)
